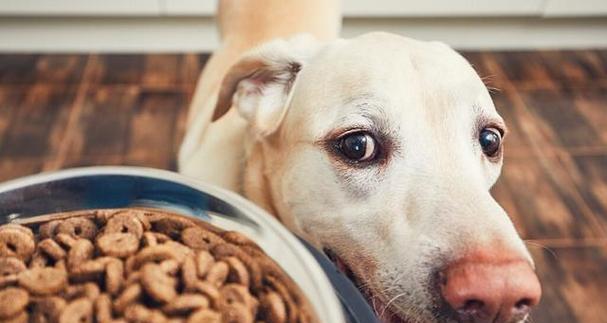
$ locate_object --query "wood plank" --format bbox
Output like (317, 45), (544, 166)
(596, 50), (607, 72)
(60, 154), (125, 169)
(492, 91), (538, 155)
(521, 88), (605, 148)
(530, 245), (607, 323)
(538, 51), (607, 89)
(91, 54), (207, 90)
(180, 53), (208, 91)
(0, 54), (39, 84)
(0, 158), (44, 182)
(493, 152), (604, 240)
(0, 52), (606, 323)
(557, 153), (607, 233)
(0, 87), (22, 144)
(171, 88), (191, 170)
(0, 84), (77, 158)
(125, 90), (185, 169)
(461, 51), (510, 91)
(491, 51), (559, 90)
(0, 54), (87, 85)
(463, 51), (548, 155)
(41, 54), (95, 171)
(92, 55), (144, 85)
(80, 85), (139, 157)
(570, 87), (607, 149)
(141, 54), (181, 89)
(34, 54), (87, 84)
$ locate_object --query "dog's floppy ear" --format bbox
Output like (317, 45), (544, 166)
(212, 34), (320, 136)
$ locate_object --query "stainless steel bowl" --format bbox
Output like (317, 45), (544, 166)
(0, 166), (346, 323)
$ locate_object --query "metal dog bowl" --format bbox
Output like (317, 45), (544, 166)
(0, 167), (377, 323)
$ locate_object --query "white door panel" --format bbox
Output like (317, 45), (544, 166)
(343, 0), (544, 17)
(543, 0), (607, 16)
(0, 0), (162, 16)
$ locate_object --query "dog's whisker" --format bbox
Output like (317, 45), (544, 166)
(480, 74), (497, 83)
(355, 280), (378, 293)
(371, 295), (384, 318)
(524, 240), (558, 260)
(479, 74), (502, 93)
(487, 86), (502, 93)
(378, 285), (401, 294)
(379, 291), (408, 318)
(523, 314), (533, 323)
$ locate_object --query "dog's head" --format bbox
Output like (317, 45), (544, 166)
(213, 32), (541, 323)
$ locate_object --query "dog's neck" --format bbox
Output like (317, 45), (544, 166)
(242, 136), (305, 237)
(241, 140), (280, 218)
(179, 108), (309, 242)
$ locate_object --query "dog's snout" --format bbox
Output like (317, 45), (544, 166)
(439, 254), (541, 323)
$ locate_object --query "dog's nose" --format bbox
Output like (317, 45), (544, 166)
(440, 255), (541, 323)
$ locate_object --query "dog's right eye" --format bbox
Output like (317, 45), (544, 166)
(337, 131), (378, 162)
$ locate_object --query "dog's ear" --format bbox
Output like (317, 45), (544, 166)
(212, 34), (320, 136)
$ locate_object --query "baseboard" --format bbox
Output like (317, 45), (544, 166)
(0, 16), (606, 52)
(343, 17), (607, 50)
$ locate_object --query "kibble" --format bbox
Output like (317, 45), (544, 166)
(0, 208), (315, 322)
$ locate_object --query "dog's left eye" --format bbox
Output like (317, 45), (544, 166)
(479, 127), (502, 157)
(337, 131), (378, 162)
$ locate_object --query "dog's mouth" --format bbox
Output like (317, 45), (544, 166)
(324, 249), (413, 323)
(324, 249), (531, 323)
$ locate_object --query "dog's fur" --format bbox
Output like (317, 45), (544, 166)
(179, 1), (535, 322)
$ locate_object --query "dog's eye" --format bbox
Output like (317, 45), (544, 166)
(338, 131), (377, 162)
(479, 128), (501, 157)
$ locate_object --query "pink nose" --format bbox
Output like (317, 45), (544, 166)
(440, 254), (542, 323)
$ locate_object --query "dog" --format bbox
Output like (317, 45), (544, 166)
(179, 1), (542, 322)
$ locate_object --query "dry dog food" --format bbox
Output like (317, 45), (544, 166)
(0, 209), (316, 323)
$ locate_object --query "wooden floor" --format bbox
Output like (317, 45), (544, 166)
(1, 51), (606, 322)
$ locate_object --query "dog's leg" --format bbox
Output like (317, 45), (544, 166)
(179, 0), (341, 190)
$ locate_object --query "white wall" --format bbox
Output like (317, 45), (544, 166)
(0, 0), (606, 52)
(4, 0), (607, 17)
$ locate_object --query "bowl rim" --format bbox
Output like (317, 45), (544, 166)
(0, 166), (345, 323)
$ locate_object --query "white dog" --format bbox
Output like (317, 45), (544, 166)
(179, 1), (541, 322)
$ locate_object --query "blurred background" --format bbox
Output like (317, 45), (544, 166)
(0, 1), (606, 322)
(0, 0), (606, 51)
